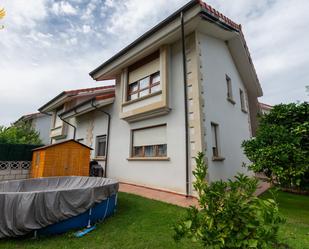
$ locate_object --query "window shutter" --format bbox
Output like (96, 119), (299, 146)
(133, 125), (166, 146)
(128, 58), (160, 84)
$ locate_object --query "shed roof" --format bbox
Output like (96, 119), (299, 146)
(33, 139), (93, 151)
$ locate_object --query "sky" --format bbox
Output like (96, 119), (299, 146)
(0, 0), (308, 126)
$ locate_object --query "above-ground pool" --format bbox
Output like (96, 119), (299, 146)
(0, 176), (119, 238)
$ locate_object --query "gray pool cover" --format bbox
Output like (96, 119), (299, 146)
(0, 176), (119, 238)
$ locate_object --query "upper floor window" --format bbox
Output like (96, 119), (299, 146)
(127, 51), (160, 101)
(54, 106), (64, 128)
(211, 122), (225, 161)
(131, 125), (167, 158)
(226, 75), (235, 104)
(239, 89), (247, 113)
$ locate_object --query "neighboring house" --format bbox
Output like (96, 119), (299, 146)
(38, 85), (115, 161)
(18, 112), (51, 145)
(259, 102), (273, 115)
(39, 0), (263, 196)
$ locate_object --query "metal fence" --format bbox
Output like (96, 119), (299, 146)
(0, 144), (41, 161)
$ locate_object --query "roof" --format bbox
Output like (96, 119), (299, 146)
(38, 85), (115, 112)
(259, 102), (273, 110)
(89, 0), (259, 89)
(32, 139), (93, 151)
(59, 92), (116, 118)
(17, 112), (48, 123)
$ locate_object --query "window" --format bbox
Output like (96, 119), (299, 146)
(95, 135), (106, 157)
(127, 51), (161, 101)
(132, 125), (167, 158)
(54, 106), (64, 128)
(127, 72), (161, 101)
(239, 89), (247, 112)
(211, 123), (224, 160)
(226, 75), (235, 104)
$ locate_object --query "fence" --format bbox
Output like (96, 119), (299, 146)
(0, 144), (41, 181)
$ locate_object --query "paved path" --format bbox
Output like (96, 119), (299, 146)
(119, 180), (270, 208)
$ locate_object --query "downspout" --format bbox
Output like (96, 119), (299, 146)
(91, 99), (111, 178)
(40, 111), (53, 144)
(59, 116), (76, 140)
(181, 11), (190, 197)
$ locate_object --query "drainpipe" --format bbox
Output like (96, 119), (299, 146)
(91, 100), (111, 178)
(181, 11), (190, 197)
(59, 116), (76, 140)
(40, 111), (53, 144)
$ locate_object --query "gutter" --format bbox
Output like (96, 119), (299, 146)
(91, 100), (111, 178)
(89, 0), (198, 78)
(181, 11), (190, 197)
(59, 116), (76, 140)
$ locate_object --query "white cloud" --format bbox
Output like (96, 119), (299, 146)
(0, 0), (308, 126)
(51, 1), (77, 16)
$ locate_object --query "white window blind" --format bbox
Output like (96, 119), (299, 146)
(128, 58), (160, 84)
(133, 125), (166, 146)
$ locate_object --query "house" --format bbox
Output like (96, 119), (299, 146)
(18, 112), (51, 145)
(39, 0), (262, 196)
(259, 102), (272, 115)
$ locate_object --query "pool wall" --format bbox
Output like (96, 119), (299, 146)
(38, 194), (117, 236)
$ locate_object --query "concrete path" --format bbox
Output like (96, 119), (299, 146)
(119, 180), (270, 208)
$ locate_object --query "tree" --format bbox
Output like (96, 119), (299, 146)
(242, 102), (309, 190)
(174, 152), (284, 249)
(0, 121), (42, 145)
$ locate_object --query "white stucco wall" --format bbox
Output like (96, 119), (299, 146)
(199, 32), (252, 182)
(106, 41), (188, 194)
(32, 115), (52, 145)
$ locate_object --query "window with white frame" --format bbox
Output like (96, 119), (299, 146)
(127, 51), (161, 101)
(132, 125), (167, 158)
(95, 135), (107, 157)
(226, 75), (235, 104)
(211, 122), (223, 160)
(239, 89), (247, 112)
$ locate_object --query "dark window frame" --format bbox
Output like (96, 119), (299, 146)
(127, 71), (161, 101)
(95, 135), (107, 157)
(239, 89), (247, 112)
(226, 74), (235, 104)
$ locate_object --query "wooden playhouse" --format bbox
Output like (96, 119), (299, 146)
(31, 139), (92, 178)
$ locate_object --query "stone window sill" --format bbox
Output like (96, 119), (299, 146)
(227, 97), (236, 105)
(212, 156), (225, 161)
(127, 157), (170, 161)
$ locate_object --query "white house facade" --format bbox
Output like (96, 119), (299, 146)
(38, 0), (263, 196)
(18, 113), (52, 145)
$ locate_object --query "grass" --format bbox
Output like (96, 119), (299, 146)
(261, 190), (309, 249)
(0, 191), (308, 249)
(0, 192), (202, 249)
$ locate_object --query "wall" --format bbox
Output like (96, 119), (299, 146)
(106, 41), (188, 194)
(0, 161), (30, 181)
(198, 32), (252, 182)
(32, 115), (52, 145)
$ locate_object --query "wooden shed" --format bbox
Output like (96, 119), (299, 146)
(31, 139), (92, 178)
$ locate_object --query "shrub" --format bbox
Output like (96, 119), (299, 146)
(174, 152), (284, 249)
(0, 121), (42, 145)
(242, 102), (309, 190)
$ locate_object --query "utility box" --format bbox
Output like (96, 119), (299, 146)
(31, 139), (92, 178)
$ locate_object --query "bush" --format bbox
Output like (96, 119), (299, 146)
(174, 152), (284, 249)
(242, 102), (309, 190)
(0, 121), (42, 145)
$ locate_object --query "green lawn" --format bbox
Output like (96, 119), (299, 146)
(261, 190), (309, 249)
(0, 191), (308, 249)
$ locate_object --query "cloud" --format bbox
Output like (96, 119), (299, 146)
(0, 0), (308, 126)
(51, 1), (77, 16)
